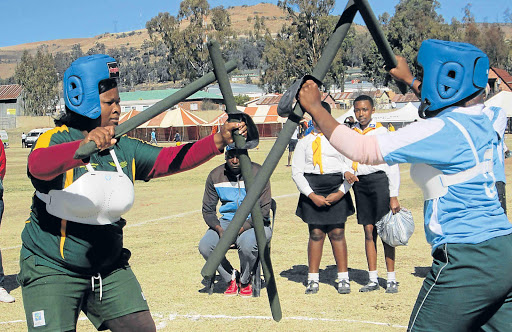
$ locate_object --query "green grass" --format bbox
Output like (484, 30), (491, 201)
(0, 134), (511, 331)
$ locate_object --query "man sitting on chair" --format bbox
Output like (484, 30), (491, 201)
(199, 145), (272, 296)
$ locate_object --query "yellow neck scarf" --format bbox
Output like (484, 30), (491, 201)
(312, 134), (324, 174)
(352, 122), (382, 171)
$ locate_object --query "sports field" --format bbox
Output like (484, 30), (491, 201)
(0, 135), (511, 331)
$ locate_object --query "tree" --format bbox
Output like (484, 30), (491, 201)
(260, 0), (344, 92)
(15, 47), (58, 116)
(362, 0), (448, 90)
(234, 94), (251, 106)
(146, 0), (234, 84)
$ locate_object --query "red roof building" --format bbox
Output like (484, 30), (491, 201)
(489, 67), (512, 93)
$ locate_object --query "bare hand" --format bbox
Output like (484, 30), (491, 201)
(388, 56), (415, 86)
(215, 225), (224, 238)
(81, 126), (116, 151)
(309, 193), (330, 207)
(325, 191), (344, 205)
(344, 171), (359, 184)
(297, 80), (323, 115)
(390, 196), (401, 214)
(214, 121), (247, 150)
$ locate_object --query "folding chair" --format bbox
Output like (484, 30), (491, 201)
(251, 198), (276, 297)
(206, 198), (276, 297)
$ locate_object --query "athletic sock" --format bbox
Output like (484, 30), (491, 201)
(308, 273), (319, 282)
(387, 271), (396, 282)
(338, 272), (349, 282)
(369, 270), (378, 284)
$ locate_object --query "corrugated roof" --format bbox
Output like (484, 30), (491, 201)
(491, 67), (512, 91)
(331, 92), (355, 100)
(391, 93), (420, 103)
(119, 89), (223, 102)
(492, 67), (512, 84)
(0, 84), (23, 100)
(256, 95), (282, 105)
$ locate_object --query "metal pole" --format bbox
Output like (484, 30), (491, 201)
(207, 40), (282, 322)
(201, 0), (359, 307)
(74, 60), (238, 159)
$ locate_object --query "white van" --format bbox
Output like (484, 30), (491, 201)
(25, 128), (53, 148)
(0, 130), (8, 148)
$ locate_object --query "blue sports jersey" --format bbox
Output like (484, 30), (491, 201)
(377, 104), (512, 250)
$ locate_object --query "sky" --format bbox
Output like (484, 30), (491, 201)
(2, 0), (510, 48)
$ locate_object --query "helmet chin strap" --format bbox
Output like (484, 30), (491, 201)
(419, 89), (485, 119)
(418, 99), (431, 119)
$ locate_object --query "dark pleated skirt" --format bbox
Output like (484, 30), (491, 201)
(296, 173), (355, 225)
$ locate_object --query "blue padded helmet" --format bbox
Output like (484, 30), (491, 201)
(63, 54), (119, 119)
(417, 39), (489, 116)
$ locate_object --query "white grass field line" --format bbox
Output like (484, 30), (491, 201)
(152, 312), (407, 330)
(0, 312), (408, 329)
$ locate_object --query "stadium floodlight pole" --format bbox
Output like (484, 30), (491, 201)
(206, 40), (282, 322)
(201, 0), (358, 308)
(353, 0), (408, 94)
(73, 60), (238, 160)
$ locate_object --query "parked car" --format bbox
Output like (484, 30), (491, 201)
(0, 130), (8, 148)
(24, 128), (53, 148)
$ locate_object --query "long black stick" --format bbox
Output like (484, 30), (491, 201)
(201, 0), (359, 314)
(207, 40), (281, 322)
(74, 60), (237, 159)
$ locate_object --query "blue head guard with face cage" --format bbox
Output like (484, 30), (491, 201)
(63, 54), (119, 119)
(417, 39), (489, 117)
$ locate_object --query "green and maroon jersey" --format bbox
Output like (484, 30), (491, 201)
(22, 125), (221, 276)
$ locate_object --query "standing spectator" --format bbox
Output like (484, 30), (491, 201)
(0, 138), (14, 303)
(286, 126), (299, 166)
(343, 95), (401, 293)
(483, 106), (508, 214)
(174, 132), (182, 146)
(387, 123), (395, 132)
(292, 102), (355, 295)
(199, 146), (272, 296)
(21, 132), (26, 148)
(150, 129), (157, 145)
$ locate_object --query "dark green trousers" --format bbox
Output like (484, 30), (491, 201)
(408, 233), (512, 331)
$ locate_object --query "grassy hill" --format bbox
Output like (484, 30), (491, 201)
(0, 3), (290, 79)
(1, 2), (510, 80)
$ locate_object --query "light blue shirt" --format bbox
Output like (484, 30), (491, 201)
(377, 104), (512, 250)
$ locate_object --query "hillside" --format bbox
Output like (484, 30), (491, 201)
(1, 3), (511, 80)
(0, 3), (290, 79)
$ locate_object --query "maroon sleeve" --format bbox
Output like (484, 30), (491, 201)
(28, 141), (86, 181)
(0, 142), (5, 180)
(146, 134), (222, 179)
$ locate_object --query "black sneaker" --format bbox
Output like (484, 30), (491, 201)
(359, 281), (380, 292)
(337, 280), (351, 294)
(305, 280), (319, 294)
(385, 281), (399, 294)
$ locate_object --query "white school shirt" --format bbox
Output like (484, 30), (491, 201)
(343, 119), (400, 197)
(483, 105), (507, 183)
(292, 132), (351, 197)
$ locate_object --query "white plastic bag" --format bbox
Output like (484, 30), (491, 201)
(375, 208), (415, 247)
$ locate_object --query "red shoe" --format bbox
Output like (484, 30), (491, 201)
(224, 279), (239, 296)
(239, 283), (253, 297)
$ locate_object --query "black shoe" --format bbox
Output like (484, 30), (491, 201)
(305, 280), (319, 294)
(359, 281), (380, 292)
(385, 281), (399, 294)
(337, 280), (351, 294)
